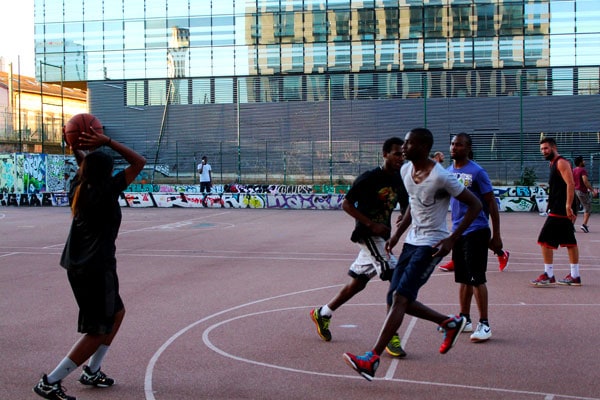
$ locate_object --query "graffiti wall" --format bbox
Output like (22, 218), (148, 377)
(0, 152), (550, 211)
(2, 186), (547, 212)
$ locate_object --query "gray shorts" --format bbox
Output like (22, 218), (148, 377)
(575, 190), (592, 213)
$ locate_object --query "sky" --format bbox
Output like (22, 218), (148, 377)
(0, 0), (35, 77)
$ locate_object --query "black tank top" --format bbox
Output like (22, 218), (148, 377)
(547, 156), (575, 216)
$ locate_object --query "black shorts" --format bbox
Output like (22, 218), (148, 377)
(537, 215), (577, 249)
(68, 265), (124, 335)
(453, 227), (490, 286)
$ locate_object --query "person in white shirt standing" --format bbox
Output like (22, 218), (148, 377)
(197, 156), (212, 193)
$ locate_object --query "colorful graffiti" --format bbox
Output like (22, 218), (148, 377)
(1, 186), (548, 212)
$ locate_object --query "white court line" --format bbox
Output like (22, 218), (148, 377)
(201, 307), (598, 400)
(119, 211), (233, 234)
(384, 316), (417, 380)
(144, 287), (600, 400)
(143, 285), (342, 400)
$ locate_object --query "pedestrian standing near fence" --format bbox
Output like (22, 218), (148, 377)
(33, 126), (146, 400)
(197, 156), (212, 193)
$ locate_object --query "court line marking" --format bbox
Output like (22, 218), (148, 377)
(200, 307), (598, 400)
(144, 287), (600, 400)
(143, 285), (341, 400)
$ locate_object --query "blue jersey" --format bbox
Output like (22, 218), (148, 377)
(447, 160), (494, 235)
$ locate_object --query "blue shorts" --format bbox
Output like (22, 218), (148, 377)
(387, 243), (442, 305)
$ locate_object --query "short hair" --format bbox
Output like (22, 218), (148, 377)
(574, 156), (584, 166)
(454, 132), (473, 147)
(383, 137), (404, 153)
(409, 127), (434, 152)
(540, 137), (556, 146)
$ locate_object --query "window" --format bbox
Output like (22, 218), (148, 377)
(126, 81), (145, 107)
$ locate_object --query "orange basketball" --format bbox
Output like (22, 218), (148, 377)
(64, 113), (104, 149)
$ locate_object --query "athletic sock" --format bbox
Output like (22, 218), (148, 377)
(544, 264), (554, 278)
(320, 305), (333, 317)
(570, 264), (580, 279)
(47, 357), (77, 384)
(88, 344), (109, 373)
(459, 313), (471, 323)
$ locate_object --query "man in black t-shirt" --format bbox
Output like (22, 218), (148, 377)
(310, 137), (409, 357)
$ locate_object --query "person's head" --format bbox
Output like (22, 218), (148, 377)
(450, 132), (472, 162)
(539, 137), (558, 161)
(402, 128), (433, 162)
(432, 151), (445, 163)
(80, 150), (114, 184)
(382, 137), (405, 172)
(574, 156), (585, 167)
(71, 150), (114, 216)
(202, 155), (208, 163)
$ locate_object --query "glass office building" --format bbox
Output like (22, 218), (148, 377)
(34, 0), (600, 184)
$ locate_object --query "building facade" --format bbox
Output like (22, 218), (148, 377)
(34, 0), (600, 184)
(0, 70), (87, 154)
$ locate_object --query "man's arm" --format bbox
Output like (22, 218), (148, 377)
(558, 158), (576, 221)
(582, 174), (595, 192)
(483, 191), (503, 254)
(387, 204), (412, 254)
(342, 198), (390, 238)
(433, 189), (482, 257)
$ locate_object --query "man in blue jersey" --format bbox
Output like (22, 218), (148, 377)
(446, 133), (504, 342)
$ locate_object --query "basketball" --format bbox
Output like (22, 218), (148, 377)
(64, 113), (104, 149)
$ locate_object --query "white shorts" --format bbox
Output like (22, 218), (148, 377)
(349, 236), (397, 280)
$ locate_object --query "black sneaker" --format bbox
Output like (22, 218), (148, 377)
(79, 365), (115, 388)
(33, 374), (76, 400)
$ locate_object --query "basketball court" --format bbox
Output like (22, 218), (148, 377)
(1, 207), (598, 399)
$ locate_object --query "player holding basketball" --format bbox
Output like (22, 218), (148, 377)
(310, 137), (409, 357)
(33, 124), (146, 400)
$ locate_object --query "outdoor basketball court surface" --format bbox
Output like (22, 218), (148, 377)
(1, 207), (598, 400)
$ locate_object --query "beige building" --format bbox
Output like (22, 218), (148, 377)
(0, 67), (87, 154)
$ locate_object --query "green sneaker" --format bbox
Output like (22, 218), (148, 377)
(385, 333), (407, 358)
(310, 307), (331, 341)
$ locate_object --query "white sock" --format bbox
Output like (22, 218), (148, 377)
(320, 305), (333, 317)
(47, 357), (77, 384)
(88, 344), (109, 373)
(544, 264), (554, 277)
(570, 264), (580, 278)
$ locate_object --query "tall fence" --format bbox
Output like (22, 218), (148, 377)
(4, 70), (600, 186)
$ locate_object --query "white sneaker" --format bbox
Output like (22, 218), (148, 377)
(462, 321), (473, 333)
(470, 322), (491, 342)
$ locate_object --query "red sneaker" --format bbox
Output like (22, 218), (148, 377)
(343, 351), (380, 381)
(557, 273), (582, 286)
(439, 315), (466, 354)
(530, 272), (556, 287)
(438, 260), (454, 272)
(497, 250), (510, 272)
